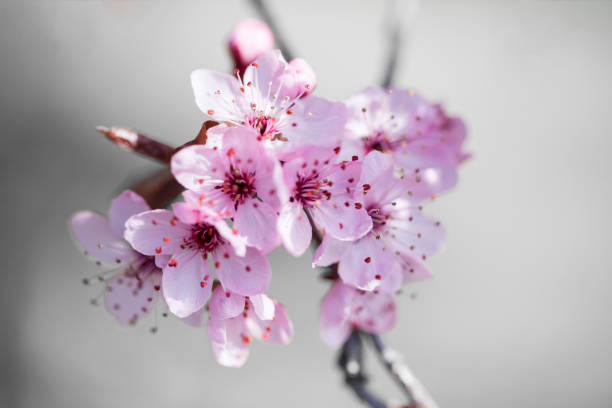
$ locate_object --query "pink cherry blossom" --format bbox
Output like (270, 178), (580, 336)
(71, 190), (163, 325)
(275, 146), (372, 257)
(207, 284), (293, 367)
(285, 58), (317, 97)
(320, 280), (396, 347)
(228, 19), (275, 75)
(313, 151), (445, 292)
(171, 126), (281, 253)
(342, 86), (468, 200)
(124, 191), (271, 318)
(190, 49), (346, 158)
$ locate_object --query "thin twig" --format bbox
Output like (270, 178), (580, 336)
(250, 0), (294, 60)
(381, 0), (402, 88)
(370, 334), (439, 408)
(96, 126), (175, 164)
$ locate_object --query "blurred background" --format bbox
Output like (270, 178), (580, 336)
(1, 1), (611, 407)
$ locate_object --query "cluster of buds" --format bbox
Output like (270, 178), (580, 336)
(71, 19), (467, 368)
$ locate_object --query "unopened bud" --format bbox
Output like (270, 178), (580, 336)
(228, 19), (274, 75)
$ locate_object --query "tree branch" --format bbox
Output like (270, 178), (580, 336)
(250, 0), (294, 61)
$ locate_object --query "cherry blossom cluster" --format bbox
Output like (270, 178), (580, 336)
(71, 19), (467, 367)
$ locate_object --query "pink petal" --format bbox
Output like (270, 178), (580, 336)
(311, 197), (372, 242)
(108, 190), (150, 237)
(104, 268), (158, 325)
(352, 287), (397, 335)
(394, 139), (458, 201)
(359, 151), (412, 207)
(171, 145), (229, 201)
(208, 316), (251, 367)
(312, 234), (349, 267)
(385, 200), (446, 260)
(161, 250), (211, 318)
(337, 235), (402, 292)
(249, 294), (275, 320)
(124, 209), (190, 256)
(180, 307), (205, 327)
(213, 219), (247, 257)
(319, 281), (353, 346)
(274, 95), (346, 158)
(247, 300), (293, 344)
(71, 211), (135, 265)
(242, 49), (292, 102)
(277, 203), (312, 257)
(399, 253), (433, 283)
(234, 199), (280, 254)
(191, 69), (248, 122)
(209, 285), (246, 320)
(213, 245), (271, 296)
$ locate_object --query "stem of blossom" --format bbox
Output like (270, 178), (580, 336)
(99, 122), (218, 208)
(250, 0), (294, 61)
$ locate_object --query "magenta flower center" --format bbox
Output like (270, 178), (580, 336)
(291, 171), (332, 207)
(368, 207), (387, 232)
(185, 222), (226, 253)
(364, 131), (394, 153)
(217, 165), (257, 207)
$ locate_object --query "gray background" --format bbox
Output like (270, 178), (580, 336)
(1, 1), (611, 407)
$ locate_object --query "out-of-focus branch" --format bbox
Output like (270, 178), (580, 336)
(250, 0), (294, 61)
(381, 0), (402, 88)
(370, 334), (438, 408)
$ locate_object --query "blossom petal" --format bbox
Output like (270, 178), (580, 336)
(274, 96), (347, 158)
(353, 288), (397, 334)
(162, 250), (211, 318)
(249, 294), (275, 320)
(359, 151), (411, 207)
(124, 210), (190, 256)
(71, 211), (135, 265)
(277, 203), (312, 257)
(312, 234), (349, 267)
(337, 235), (402, 292)
(209, 316), (251, 367)
(104, 268), (158, 325)
(385, 200), (446, 260)
(234, 199), (280, 254)
(209, 285), (246, 320)
(247, 300), (293, 344)
(319, 281), (353, 346)
(213, 246), (271, 296)
(108, 190), (150, 237)
(191, 70), (248, 123)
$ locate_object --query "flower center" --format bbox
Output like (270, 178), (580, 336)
(364, 131), (393, 153)
(186, 222), (225, 253)
(368, 207), (388, 232)
(217, 165), (256, 207)
(247, 114), (287, 142)
(291, 171), (331, 207)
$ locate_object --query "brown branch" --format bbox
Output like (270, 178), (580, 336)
(99, 121), (218, 209)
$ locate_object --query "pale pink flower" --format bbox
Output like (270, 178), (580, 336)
(71, 190), (163, 325)
(124, 191), (271, 318)
(314, 151), (445, 292)
(190, 49), (346, 158)
(228, 19), (275, 75)
(207, 284), (293, 367)
(275, 146), (372, 257)
(342, 86), (468, 200)
(320, 280), (396, 347)
(171, 126), (281, 253)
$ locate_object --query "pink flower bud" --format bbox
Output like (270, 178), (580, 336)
(228, 19), (274, 74)
(287, 58), (317, 97)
